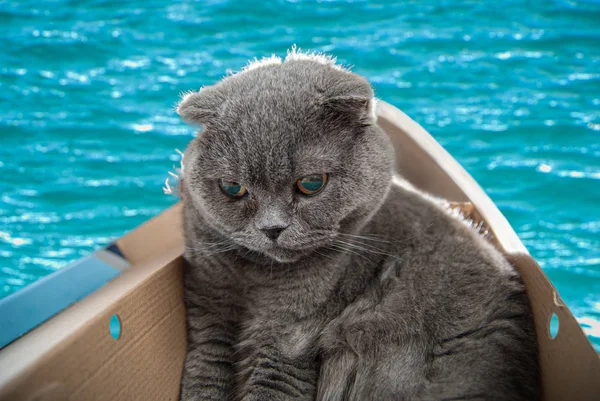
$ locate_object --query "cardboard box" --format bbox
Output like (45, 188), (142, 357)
(0, 101), (598, 400)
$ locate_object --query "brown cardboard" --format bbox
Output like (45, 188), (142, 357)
(0, 208), (186, 401)
(1, 101), (598, 400)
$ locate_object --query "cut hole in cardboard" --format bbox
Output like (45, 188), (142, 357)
(110, 314), (121, 340)
(549, 312), (559, 339)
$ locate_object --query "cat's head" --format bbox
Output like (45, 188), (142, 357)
(178, 51), (395, 263)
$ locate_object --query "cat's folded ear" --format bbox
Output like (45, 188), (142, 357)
(323, 95), (377, 128)
(323, 95), (376, 125)
(322, 74), (376, 126)
(176, 87), (222, 125)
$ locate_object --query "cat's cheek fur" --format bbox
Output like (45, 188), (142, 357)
(193, 189), (248, 234)
(294, 189), (344, 228)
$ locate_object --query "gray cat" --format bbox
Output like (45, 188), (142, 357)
(176, 50), (540, 401)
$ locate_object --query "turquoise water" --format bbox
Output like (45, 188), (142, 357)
(1, 0), (599, 350)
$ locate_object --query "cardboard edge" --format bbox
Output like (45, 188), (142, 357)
(0, 245), (183, 395)
(377, 101), (528, 254)
(115, 202), (183, 265)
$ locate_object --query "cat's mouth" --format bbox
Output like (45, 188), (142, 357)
(261, 236), (336, 263)
(230, 231), (337, 263)
(261, 244), (329, 263)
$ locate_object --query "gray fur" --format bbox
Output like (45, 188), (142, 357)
(177, 53), (540, 401)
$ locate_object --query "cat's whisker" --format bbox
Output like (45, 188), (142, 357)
(333, 239), (396, 258)
(204, 245), (240, 257)
(184, 238), (241, 257)
(335, 238), (389, 252)
(336, 233), (392, 244)
(342, 232), (390, 239)
(326, 244), (371, 261)
(190, 239), (232, 249)
(313, 249), (335, 260)
(189, 244), (228, 252)
(185, 243), (230, 254)
(392, 223), (435, 245)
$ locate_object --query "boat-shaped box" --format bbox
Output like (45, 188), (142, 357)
(0, 102), (598, 401)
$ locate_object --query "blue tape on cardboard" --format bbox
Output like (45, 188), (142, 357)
(0, 256), (120, 349)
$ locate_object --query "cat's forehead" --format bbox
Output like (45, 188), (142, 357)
(220, 87), (320, 128)
(209, 93), (335, 174)
(202, 123), (343, 188)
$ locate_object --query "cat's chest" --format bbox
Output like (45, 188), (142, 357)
(240, 262), (341, 310)
(237, 279), (343, 361)
(237, 312), (324, 362)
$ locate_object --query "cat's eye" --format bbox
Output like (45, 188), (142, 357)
(296, 173), (328, 196)
(219, 180), (247, 199)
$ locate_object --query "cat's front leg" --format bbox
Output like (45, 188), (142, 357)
(180, 262), (239, 401)
(180, 314), (237, 401)
(239, 346), (318, 401)
(316, 348), (358, 401)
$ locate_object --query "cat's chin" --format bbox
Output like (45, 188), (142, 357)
(237, 237), (336, 265)
(256, 243), (330, 264)
(262, 248), (309, 264)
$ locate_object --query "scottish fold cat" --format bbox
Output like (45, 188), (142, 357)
(177, 50), (540, 401)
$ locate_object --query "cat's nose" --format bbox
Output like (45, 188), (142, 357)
(261, 225), (288, 240)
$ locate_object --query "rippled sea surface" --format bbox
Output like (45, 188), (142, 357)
(1, 0), (599, 349)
